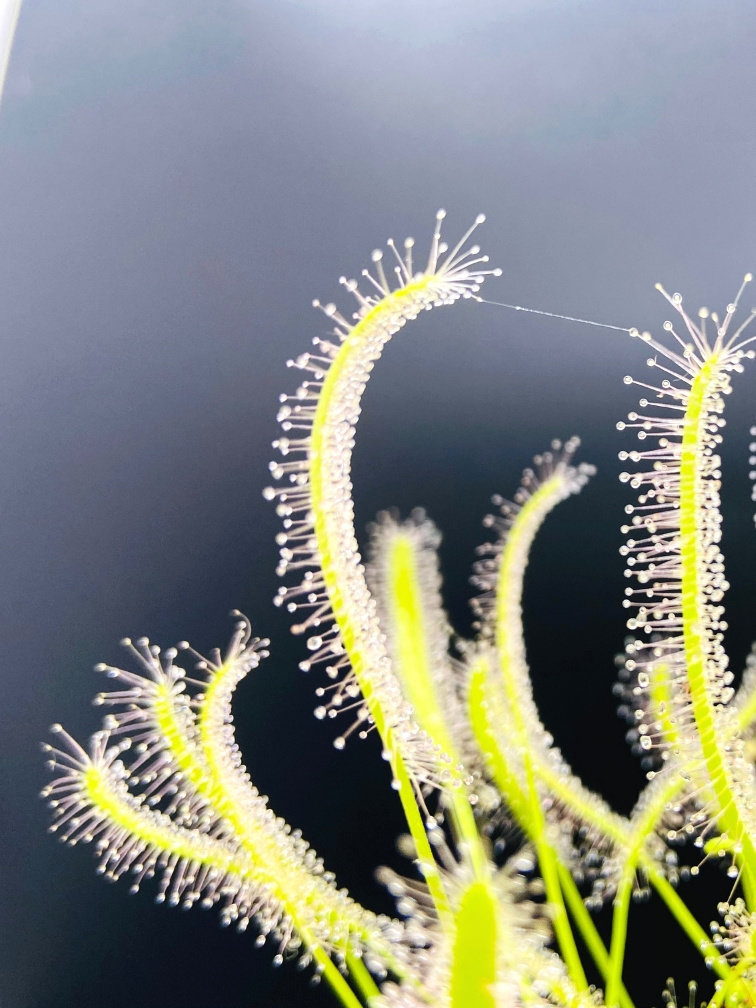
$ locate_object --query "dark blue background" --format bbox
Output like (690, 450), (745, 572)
(1, 3), (755, 1006)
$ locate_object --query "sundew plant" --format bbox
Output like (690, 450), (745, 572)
(43, 213), (756, 1008)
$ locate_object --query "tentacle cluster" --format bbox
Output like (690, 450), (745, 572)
(364, 509), (471, 779)
(264, 211), (500, 790)
(616, 277), (756, 859)
(711, 898), (756, 975)
(42, 615), (415, 975)
(465, 441), (662, 900)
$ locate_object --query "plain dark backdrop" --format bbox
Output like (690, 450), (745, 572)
(1, 2), (756, 1006)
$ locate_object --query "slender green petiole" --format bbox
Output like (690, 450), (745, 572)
(555, 864), (635, 1008)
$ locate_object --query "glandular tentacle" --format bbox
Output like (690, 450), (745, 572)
(266, 214), (502, 922)
(619, 277), (756, 888)
(467, 442), (687, 911)
(267, 212), (500, 791)
(365, 509), (469, 779)
(42, 617), (421, 984)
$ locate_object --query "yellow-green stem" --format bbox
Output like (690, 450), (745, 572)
(468, 663), (587, 989)
(556, 863), (635, 1008)
(606, 876), (633, 1008)
(346, 954), (382, 1005)
(648, 870), (728, 982)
